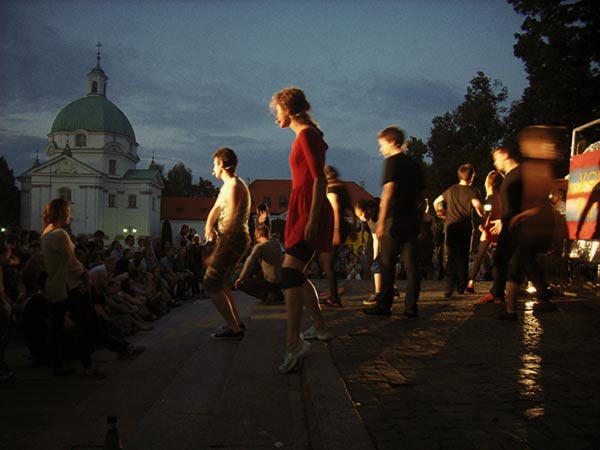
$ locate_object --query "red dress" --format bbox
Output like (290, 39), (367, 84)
(285, 127), (334, 252)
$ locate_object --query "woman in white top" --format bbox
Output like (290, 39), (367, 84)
(41, 198), (104, 378)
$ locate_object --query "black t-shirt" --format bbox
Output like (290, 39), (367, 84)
(382, 152), (425, 239)
(442, 184), (482, 227)
(327, 182), (353, 240)
(500, 165), (523, 224)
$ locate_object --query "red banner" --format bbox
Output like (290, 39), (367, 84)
(566, 151), (600, 240)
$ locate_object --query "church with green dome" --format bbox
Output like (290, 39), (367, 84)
(18, 52), (163, 238)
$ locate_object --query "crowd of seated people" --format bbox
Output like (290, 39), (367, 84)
(0, 227), (214, 381)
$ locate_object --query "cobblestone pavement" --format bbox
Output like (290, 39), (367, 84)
(315, 279), (600, 450)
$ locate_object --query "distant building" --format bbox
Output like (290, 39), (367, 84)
(18, 54), (163, 238)
(160, 197), (216, 239)
(247, 179), (375, 219)
(159, 179), (374, 243)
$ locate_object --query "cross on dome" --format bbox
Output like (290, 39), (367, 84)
(96, 41), (103, 66)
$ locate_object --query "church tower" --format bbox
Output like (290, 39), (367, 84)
(87, 43), (108, 97)
(18, 47), (163, 238)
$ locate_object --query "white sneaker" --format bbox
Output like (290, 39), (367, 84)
(278, 338), (311, 373)
(301, 324), (332, 341)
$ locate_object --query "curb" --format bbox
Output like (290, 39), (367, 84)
(303, 340), (374, 450)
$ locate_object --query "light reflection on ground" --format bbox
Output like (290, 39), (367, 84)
(520, 299), (545, 417)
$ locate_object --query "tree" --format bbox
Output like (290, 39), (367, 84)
(193, 177), (219, 198)
(506, 0), (600, 141)
(162, 162), (193, 197)
(162, 162), (219, 198)
(0, 157), (20, 227)
(427, 72), (508, 197)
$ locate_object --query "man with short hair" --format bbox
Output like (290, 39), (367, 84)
(477, 146), (520, 305)
(363, 126), (425, 319)
(434, 164), (486, 297)
(234, 225), (284, 304)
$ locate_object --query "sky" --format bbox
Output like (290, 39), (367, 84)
(0, 0), (528, 195)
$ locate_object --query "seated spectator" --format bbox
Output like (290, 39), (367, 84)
(173, 246), (194, 298)
(234, 225), (284, 305)
(160, 247), (179, 295)
(104, 279), (153, 334)
(346, 252), (362, 280)
(1, 238), (19, 382)
(189, 234), (206, 298)
(123, 235), (136, 252)
(88, 269), (146, 359)
(88, 230), (106, 253)
(118, 276), (156, 321)
(131, 268), (168, 317)
(115, 248), (134, 276)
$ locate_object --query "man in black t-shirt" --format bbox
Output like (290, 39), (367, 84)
(433, 164), (485, 297)
(363, 126), (425, 319)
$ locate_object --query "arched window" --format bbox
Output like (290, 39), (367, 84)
(75, 133), (87, 147)
(91, 81), (98, 94)
(59, 187), (72, 203)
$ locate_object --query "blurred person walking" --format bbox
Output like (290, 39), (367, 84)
(468, 170), (504, 295)
(362, 126), (425, 320)
(496, 127), (563, 320)
(319, 165), (355, 307)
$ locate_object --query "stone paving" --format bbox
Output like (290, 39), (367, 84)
(315, 279), (600, 450)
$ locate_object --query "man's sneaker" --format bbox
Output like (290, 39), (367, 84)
(476, 292), (500, 304)
(495, 311), (517, 321)
(401, 312), (418, 321)
(279, 338), (311, 373)
(362, 305), (392, 317)
(362, 293), (380, 306)
(210, 326), (244, 340)
(301, 324), (332, 341)
(533, 300), (557, 312)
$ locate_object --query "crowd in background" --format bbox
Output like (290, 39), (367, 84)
(0, 173), (569, 382)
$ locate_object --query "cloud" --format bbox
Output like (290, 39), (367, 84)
(0, 134), (47, 179)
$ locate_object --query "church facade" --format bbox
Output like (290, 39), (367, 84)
(18, 55), (163, 239)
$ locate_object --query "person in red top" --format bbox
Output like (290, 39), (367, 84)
(468, 170), (503, 296)
(270, 87), (333, 373)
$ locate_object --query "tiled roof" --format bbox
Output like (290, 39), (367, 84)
(160, 180), (376, 221)
(248, 179), (375, 215)
(161, 197), (216, 220)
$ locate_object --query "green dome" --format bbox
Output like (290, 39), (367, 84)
(51, 96), (136, 142)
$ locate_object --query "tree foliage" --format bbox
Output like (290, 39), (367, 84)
(506, 0), (600, 138)
(162, 162), (219, 198)
(0, 157), (20, 227)
(427, 72), (507, 198)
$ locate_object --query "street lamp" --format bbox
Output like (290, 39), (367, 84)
(123, 225), (137, 234)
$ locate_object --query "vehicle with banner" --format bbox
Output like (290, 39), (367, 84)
(565, 118), (600, 294)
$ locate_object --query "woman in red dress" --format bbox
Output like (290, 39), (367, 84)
(270, 87), (334, 373)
